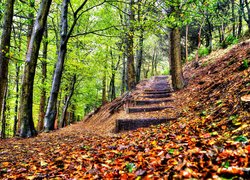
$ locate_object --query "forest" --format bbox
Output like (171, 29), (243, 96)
(0, 0), (249, 179)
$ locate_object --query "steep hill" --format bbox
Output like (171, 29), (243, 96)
(0, 40), (249, 179)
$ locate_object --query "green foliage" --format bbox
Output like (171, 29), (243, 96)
(163, 68), (170, 75)
(126, 163), (136, 173)
(234, 135), (248, 142)
(198, 46), (209, 57)
(222, 160), (230, 168)
(239, 59), (249, 71)
(225, 34), (239, 46)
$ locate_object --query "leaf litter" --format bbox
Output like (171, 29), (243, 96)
(0, 41), (250, 179)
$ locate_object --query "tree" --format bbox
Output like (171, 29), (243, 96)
(126, 0), (136, 90)
(165, 1), (185, 90)
(44, 0), (109, 131)
(38, 26), (48, 132)
(243, 0), (250, 30)
(19, 0), (52, 137)
(44, 0), (88, 131)
(0, 0), (15, 133)
(59, 74), (76, 128)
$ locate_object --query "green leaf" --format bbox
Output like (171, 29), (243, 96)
(126, 163), (136, 173)
(222, 160), (230, 168)
(168, 149), (174, 154)
(234, 135), (248, 142)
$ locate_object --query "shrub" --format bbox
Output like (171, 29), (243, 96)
(225, 34), (239, 45)
(198, 46), (209, 57)
(221, 34), (239, 48)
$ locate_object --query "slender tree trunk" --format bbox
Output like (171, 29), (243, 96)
(27, 0), (35, 48)
(44, 0), (88, 131)
(121, 52), (126, 95)
(102, 68), (107, 104)
(1, 85), (8, 139)
(244, 0), (250, 30)
(38, 27), (48, 132)
(59, 75), (76, 128)
(0, 0), (15, 126)
(127, 0), (136, 90)
(135, 0), (144, 83)
(44, 0), (69, 131)
(109, 51), (116, 101)
(185, 25), (189, 63)
(151, 47), (156, 76)
(196, 20), (204, 61)
(205, 15), (213, 53)
(13, 19), (22, 137)
(231, 0), (236, 37)
(19, 0), (52, 138)
(238, 0), (244, 37)
(170, 27), (185, 90)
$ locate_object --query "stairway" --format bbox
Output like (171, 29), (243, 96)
(115, 76), (177, 132)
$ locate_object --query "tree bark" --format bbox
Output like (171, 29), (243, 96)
(27, 0), (35, 48)
(102, 67), (107, 104)
(121, 52), (126, 95)
(59, 75), (76, 128)
(127, 0), (136, 90)
(238, 0), (244, 37)
(1, 85), (8, 139)
(19, 0), (52, 138)
(0, 0), (15, 128)
(231, 0), (236, 37)
(244, 0), (250, 30)
(195, 20), (204, 61)
(170, 27), (185, 90)
(135, 0), (144, 83)
(38, 26), (48, 132)
(13, 17), (22, 137)
(185, 25), (189, 63)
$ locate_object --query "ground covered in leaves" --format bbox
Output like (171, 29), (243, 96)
(0, 41), (250, 179)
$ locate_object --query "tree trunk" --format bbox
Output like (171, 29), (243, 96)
(102, 68), (107, 104)
(195, 20), (204, 61)
(19, 0), (52, 138)
(121, 52), (126, 95)
(59, 75), (76, 128)
(185, 25), (189, 63)
(109, 50), (119, 101)
(27, 0), (35, 48)
(44, 0), (69, 131)
(151, 47), (156, 76)
(238, 0), (244, 37)
(13, 18), (22, 137)
(38, 26), (48, 132)
(1, 85), (8, 139)
(231, 0), (236, 37)
(205, 15), (213, 53)
(244, 0), (250, 30)
(44, 0), (88, 131)
(127, 0), (136, 90)
(0, 0), (15, 128)
(135, 0), (143, 83)
(170, 27), (185, 90)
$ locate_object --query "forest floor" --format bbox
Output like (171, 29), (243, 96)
(0, 41), (250, 179)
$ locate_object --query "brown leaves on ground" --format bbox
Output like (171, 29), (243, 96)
(1, 41), (250, 179)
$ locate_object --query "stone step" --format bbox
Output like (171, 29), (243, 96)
(142, 93), (172, 98)
(115, 117), (177, 132)
(144, 90), (172, 94)
(126, 106), (174, 113)
(135, 99), (174, 105)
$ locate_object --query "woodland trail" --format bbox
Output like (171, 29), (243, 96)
(0, 41), (250, 179)
(116, 75), (177, 132)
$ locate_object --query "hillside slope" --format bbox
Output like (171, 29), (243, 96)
(0, 41), (249, 179)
